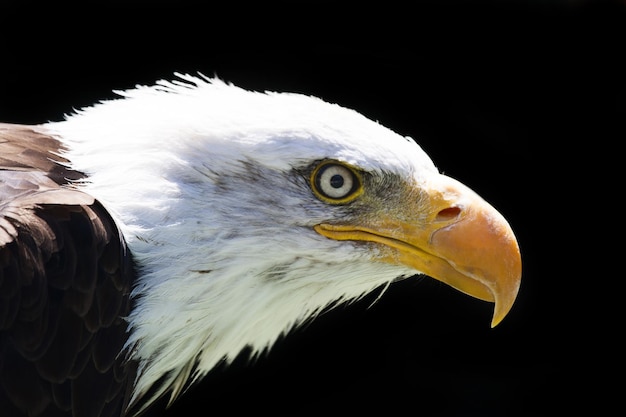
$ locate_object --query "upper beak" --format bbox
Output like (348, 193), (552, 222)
(314, 173), (521, 327)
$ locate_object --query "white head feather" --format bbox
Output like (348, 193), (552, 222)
(47, 73), (439, 409)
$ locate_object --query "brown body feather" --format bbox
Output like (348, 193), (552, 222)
(0, 124), (136, 417)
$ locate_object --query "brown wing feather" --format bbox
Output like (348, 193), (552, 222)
(0, 124), (136, 417)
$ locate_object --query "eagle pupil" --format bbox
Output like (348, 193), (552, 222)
(330, 174), (344, 189)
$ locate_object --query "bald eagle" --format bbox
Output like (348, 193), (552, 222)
(0, 74), (521, 417)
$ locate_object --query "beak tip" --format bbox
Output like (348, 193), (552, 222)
(490, 315), (504, 328)
(489, 273), (521, 328)
(490, 306), (510, 328)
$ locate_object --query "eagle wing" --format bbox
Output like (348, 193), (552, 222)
(0, 124), (136, 417)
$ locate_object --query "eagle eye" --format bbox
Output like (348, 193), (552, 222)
(311, 161), (363, 204)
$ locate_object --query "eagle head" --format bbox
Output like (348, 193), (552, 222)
(50, 73), (521, 411)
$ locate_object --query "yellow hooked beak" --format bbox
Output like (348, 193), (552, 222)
(314, 174), (521, 327)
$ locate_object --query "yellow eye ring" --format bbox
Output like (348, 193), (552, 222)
(310, 160), (363, 204)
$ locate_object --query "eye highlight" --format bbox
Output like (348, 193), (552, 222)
(311, 161), (363, 204)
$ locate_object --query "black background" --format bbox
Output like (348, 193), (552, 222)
(1, 1), (623, 416)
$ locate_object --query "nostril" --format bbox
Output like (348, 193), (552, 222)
(436, 206), (462, 221)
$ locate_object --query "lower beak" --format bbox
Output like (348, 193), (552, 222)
(314, 174), (521, 327)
